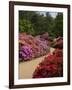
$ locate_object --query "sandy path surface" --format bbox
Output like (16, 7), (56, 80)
(19, 48), (55, 79)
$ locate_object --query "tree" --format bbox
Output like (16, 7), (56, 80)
(19, 11), (63, 38)
(19, 19), (35, 35)
(31, 13), (47, 35)
(45, 12), (54, 35)
(53, 13), (63, 37)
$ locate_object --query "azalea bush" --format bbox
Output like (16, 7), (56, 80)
(19, 33), (50, 61)
(32, 49), (63, 78)
(52, 37), (63, 49)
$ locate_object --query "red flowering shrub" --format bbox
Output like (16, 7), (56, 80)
(32, 49), (63, 78)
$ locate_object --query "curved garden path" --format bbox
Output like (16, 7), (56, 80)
(19, 48), (55, 79)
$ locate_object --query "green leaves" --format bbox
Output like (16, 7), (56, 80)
(53, 13), (63, 37)
(19, 11), (63, 38)
(19, 19), (35, 35)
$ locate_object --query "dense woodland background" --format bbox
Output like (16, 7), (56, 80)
(19, 11), (63, 38)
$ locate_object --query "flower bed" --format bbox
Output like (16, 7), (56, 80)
(52, 37), (63, 49)
(32, 49), (63, 78)
(19, 33), (51, 61)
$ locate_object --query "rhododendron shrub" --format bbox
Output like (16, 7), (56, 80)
(52, 37), (63, 49)
(32, 49), (63, 78)
(19, 33), (50, 61)
(19, 45), (33, 61)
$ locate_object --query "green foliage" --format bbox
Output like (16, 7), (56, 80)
(19, 11), (63, 38)
(31, 14), (48, 35)
(45, 12), (55, 35)
(19, 19), (35, 35)
(52, 13), (63, 37)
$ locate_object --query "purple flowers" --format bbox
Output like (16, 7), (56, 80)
(19, 45), (33, 61)
(19, 33), (50, 61)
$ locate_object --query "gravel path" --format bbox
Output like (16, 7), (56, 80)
(19, 48), (55, 79)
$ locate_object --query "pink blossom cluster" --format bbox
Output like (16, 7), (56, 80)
(19, 33), (50, 61)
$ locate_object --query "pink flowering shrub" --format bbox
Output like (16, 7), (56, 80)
(19, 33), (50, 61)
